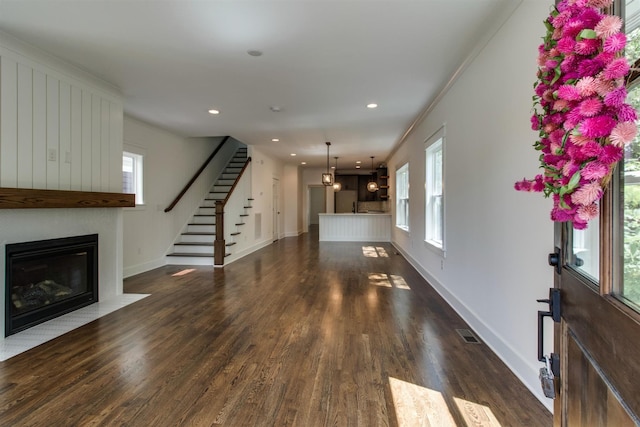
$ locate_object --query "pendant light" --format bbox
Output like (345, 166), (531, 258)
(322, 142), (333, 186)
(333, 157), (342, 191)
(367, 156), (379, 192)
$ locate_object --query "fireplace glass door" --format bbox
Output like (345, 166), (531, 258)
(5, 234), (98, 336)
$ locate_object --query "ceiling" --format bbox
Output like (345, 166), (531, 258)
(0, 0), (515, 171)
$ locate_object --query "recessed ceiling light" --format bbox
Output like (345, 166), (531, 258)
(270, 106), (282, 112)
(272, 138), (280, 142)
(247, 50), (263, 57)
(356, 165), (361, 169)
(331, 166), (335, 169)
(366, 103), (378, 109)
(290, 153), (296, 156)
(301, 162), (307, 165)
(208, 109), (220, 115)
(356, 160), (362, 164)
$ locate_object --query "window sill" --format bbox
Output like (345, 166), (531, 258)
(424, 239), (445, 258)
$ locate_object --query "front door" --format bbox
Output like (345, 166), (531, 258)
(553, 2), (640, 424)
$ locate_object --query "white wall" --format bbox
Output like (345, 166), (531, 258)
(0, 32), (125, 338)
(122, 116), (238, 277)
(283, 164), (302, 237)
(388, 0), (554, 408)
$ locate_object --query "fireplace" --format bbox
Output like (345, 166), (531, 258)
(5, 234), (98, 336)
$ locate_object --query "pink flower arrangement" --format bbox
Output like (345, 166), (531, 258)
(515, 0), (637, 229)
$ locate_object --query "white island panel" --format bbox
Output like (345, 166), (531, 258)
(319, 213), (391, 242)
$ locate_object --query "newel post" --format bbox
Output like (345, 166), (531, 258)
(214, 200), (225, 266)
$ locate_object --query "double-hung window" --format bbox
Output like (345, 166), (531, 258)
(425, 127), (444, 250)
(396, 163), (409, 230)
(123, 150), (144, 205)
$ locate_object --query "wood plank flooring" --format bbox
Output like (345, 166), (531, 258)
(0, 228), (551, 426)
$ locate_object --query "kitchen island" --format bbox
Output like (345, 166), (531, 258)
(318, 213), (391, 242)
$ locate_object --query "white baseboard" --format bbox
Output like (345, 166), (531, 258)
(391, 242), (553, 412)
(223, 239), (273, 266)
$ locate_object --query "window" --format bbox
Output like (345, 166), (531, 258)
(425, 128), (444, 250)
(123, 151), (144, 205)
(396, 163), (409, 230)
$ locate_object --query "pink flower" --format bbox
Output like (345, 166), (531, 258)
(604, 86), (627, 108)
(575, 38), (600, 55)
(549, 129), (567, 145)
(578, 58), (604, 76)
(579, 115), (617, 137)
(515, 179), (533, 191)
(531, 114), (540, 130)
(594, 14), (622, 38)
(573, 220), (589, 230)
(603, 32), (626, 53)
(576, 76), (597, 96)
(617, 104), (638, 122)
(604, 57), (630, 80)
(551, 206), (575, 222)
(609, 121), (638, 146)
(553, 99), (570, 111)
(557, 37), (577, 53)
(563, 161), (581, 177)
(581, 161), (609, 180)
(571, 181), (603, 206)
(587, 0), (613, 9)
(578, 98), (602, 117)
(598, 145), (623, 164)
(580, 140), (603, 157)
(594, 75), (616, 97)
(569, 134), (593, 146)
(557, 85), (582, 101)
(576, 203), (599, 222)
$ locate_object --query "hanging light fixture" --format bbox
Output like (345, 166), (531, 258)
(322, 142), (333, 186)
(367, 156), (379, 192)
(333, 157), (342, 191)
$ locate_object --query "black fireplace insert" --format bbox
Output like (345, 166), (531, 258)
(5, 234), (98, 336)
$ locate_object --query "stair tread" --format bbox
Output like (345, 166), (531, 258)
(244, 206), (253, 208)
(240, 214), (249, 217)
(188, 223), (215, 226)
(230, 232), (241, 236)
(182, 232), (215, 235)
(235, 223), (245, 226)
(175, 242), (214, 246)
(167, 253), (214, 258)
(226, 242), (236, 246)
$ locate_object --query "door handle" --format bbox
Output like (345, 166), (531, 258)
(537, 288), (561, 362)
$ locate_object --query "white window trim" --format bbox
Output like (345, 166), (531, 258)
(395, 162), (410, 231)
(424, 126), (445, 257)
(123, 143), (146, 209)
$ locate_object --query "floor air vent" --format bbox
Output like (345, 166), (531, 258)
(456, 328), (481, 344)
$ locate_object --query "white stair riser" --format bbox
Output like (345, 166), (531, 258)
(192, 216), (215, 224)
(213, 186), (232, 192)
(173, 244), (214, 254)
(179, 234), (215, 243)
(197, 207), (216, 215)
(187, 224), (216, 233)
(165, 256), (213, 266)
(215, 180), (235, 186)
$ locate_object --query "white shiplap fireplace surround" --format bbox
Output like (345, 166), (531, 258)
(0, 33), (131, 341)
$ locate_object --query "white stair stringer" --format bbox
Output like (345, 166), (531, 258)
(166, 147), (250, 266)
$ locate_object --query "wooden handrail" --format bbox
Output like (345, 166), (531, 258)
(221, 157), (252, 207)
(164, 136), (229, 212)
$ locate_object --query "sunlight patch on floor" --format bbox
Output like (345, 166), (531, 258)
(362, 246), (389, 258)
(389, 377), (456, 427)
(454, 397), (502, 426)
(172, 268), (196, 277)
(368, 273), (411, 290)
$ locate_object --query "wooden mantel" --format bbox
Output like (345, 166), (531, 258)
(0, 187), (135, 209)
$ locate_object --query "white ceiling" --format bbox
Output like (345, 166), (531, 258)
(0, 0), (515, 170)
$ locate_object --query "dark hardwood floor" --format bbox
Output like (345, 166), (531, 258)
(0, 228), (551, 426)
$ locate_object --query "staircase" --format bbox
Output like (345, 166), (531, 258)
(166, 147), (250, 265)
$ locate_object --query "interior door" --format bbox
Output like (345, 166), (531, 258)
(552, 3), (640, 423)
